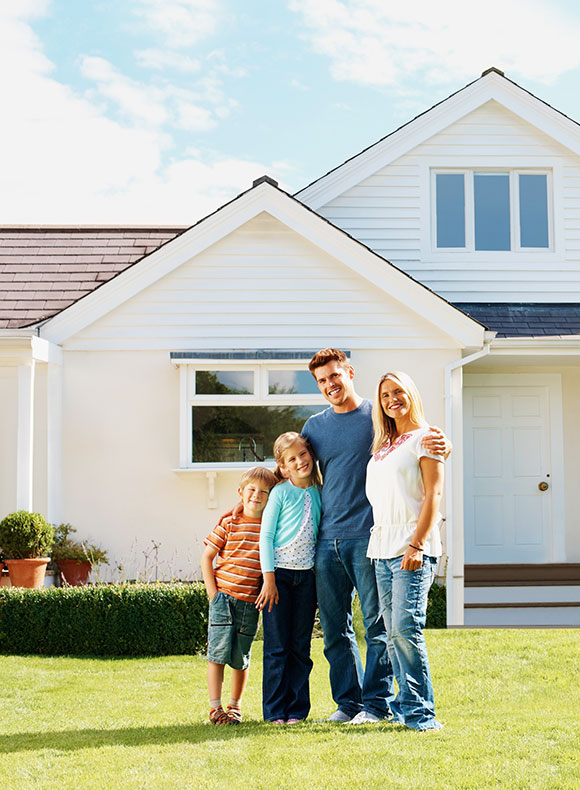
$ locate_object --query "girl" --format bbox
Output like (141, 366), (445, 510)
(256, 431), (322, 724)
(366, 371), (444, 731)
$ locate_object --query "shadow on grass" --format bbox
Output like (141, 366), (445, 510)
(0, 720), (406, 754)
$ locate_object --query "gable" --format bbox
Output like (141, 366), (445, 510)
(63, 213), (470, 351)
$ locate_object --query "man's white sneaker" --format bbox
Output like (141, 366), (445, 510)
(327, 710), (353, 722)
(348, 710), (381, 724)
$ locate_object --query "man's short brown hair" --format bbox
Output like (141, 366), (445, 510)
(308, 348), (350, 376)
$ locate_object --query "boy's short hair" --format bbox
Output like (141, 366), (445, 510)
(239, 466), (278, 490)
(308, 347), (350, 376)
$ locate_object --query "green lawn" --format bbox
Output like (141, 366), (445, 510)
(1, 630), (579, 790)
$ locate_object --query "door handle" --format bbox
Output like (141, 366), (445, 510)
(538, 481), (549, 492)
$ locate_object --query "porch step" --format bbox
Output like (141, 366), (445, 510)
(463, 565), (580, 627)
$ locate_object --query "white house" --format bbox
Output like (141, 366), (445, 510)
(1, 67), (579, 626)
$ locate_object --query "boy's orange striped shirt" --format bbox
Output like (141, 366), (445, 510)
(204, 517), (262, 603)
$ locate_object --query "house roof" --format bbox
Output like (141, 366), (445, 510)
(455, 304), (580, 337)
(0, 226), (185, 328)
(296, 67), (580, 209)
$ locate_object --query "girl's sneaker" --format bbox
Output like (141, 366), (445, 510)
(209, 706), (230, 725)
(226, 706), (242, 724)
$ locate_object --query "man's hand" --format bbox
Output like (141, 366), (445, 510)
(422, 426), (452, 460)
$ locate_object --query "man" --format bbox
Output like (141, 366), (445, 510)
(302, 348), (449, 724)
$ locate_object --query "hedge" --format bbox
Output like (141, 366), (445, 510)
(0, 581), (446, 657)
(0, 583), (209, 657)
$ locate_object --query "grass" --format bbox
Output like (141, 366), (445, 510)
(1, 630), (579, 790)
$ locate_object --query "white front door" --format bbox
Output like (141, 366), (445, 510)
(464, 374), (564, 564)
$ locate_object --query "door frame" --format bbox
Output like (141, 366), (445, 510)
(463, 373), (565, 563)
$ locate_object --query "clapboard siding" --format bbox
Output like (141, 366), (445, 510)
(66, 213), (456, 351)
(318, 101), (580, 301)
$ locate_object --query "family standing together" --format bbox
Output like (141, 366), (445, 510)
(201, 348), (449, 732)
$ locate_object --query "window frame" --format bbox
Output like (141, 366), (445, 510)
(431, 168), (553, 254)
(175, 359), (327, 469)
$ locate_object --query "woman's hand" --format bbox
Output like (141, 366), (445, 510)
(400, 545), (424, 571)
(256, 573), (279, 612)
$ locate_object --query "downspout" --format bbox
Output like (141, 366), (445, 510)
(444, 336), (494, 627)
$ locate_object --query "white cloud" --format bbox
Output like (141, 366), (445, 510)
(135, 48), (202, 72)
(132, 0), (220, 48)
(289, 0), (580, 86)
(0, 6), (274, 223)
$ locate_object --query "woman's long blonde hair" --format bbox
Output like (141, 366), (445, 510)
(371, 371), (427, 454)
(273, 432), (322, 488)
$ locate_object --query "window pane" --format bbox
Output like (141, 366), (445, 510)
(436, 173), (465, 247)
(474, 173), (510, 250)
(268, 369), (319, 395)
(192, 405), (322, 463)
(195, 370), (253, 395)
(519, 174), (549, 248)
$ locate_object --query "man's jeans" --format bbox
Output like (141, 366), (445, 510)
(374, 555), (442, 730)
(315, 538), (394, 718)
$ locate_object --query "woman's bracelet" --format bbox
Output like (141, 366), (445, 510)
(409, 544), (423, 552)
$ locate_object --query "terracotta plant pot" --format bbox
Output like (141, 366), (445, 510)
(57, 559), (92, 586)
(4, 558), (50, 589)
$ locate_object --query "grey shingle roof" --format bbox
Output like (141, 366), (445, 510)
(454, 303), (580, 337)
(0, 226), (186, 328)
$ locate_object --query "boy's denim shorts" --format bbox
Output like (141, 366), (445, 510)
(207, 591), (260, 670)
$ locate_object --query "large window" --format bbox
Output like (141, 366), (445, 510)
(175, 360), (326, 467)
(434, 170), (551, 251)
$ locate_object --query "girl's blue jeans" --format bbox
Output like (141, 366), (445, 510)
(262, 567), (317, 722)
(374, 555), (442, 730)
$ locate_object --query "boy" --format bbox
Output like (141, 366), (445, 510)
(201, 466), (278, 725)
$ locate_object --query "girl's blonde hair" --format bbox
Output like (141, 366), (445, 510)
(371, 371), (427, 454)
(273, 432), (322, 488)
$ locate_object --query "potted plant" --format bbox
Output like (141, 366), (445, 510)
(0, 510), (55, 588)
(51, 523), (109, 586)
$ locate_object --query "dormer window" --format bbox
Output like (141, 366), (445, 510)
(433, 170), (551, 251)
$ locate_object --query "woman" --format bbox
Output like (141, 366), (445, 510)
(366, 371), (444, 731)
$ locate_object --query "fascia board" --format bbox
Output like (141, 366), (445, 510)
(297, 73), (580, 210)
(40, 185), (278, 344)
(491, 336), (580, 352)
(264, 193), (485, 348)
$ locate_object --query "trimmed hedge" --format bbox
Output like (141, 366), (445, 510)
(0, 580), (446, 657)
(426, 582), (447, 629)
(0, 583), (209, 657)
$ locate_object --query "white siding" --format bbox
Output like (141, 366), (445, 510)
(65, 213), (459, 351)
(319, 101), (580, 301)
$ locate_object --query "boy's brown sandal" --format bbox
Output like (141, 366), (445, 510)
(226, 706), (242, 724)
(209, 706), (230, 725)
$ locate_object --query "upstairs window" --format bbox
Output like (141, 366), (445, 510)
(434, 170), (551, 251)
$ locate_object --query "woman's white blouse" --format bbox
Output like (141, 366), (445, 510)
(365, 427), (444, 560)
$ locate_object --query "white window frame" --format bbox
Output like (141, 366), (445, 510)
(174, 359), (326, 470)
(431, 168), (554, 253)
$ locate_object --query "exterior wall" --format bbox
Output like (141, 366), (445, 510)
(59, 347), (457, 579)
(468, 360), (580, 561)
(0, 367), (18, 515)
(64, 213), (459, 352)
(319, 101), (580, 302)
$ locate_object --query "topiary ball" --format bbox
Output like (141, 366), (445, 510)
(0, 510), (55, 559)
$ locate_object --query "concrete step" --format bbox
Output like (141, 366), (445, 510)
(465, 585), (580, 605)
(464, 603), (580, 627)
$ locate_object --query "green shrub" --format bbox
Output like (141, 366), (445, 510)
(426, 582), (447, 628)
(0, 511), (55, 559)
(51, 523), (109, 564)
(0, 583), (209, 657)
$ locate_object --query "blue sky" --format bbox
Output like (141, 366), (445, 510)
(4, 0), (580, 223)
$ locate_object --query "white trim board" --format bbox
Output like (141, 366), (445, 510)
(297, 71), (580, 210)
(38, 183), (485, 349)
